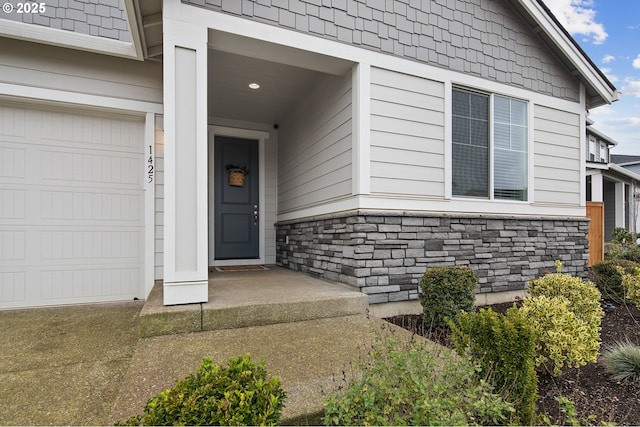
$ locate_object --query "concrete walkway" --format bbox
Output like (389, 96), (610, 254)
(0, 268), (420, 425)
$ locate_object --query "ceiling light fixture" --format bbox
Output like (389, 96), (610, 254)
(248, 82), (260, 90)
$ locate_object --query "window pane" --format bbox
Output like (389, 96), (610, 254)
(494, 149), (527, 200)
(470, 93), (488, 119)
(453, 142), (489, 197)
(452, 89), (489, 197)
(494, 123), (510, 149)
(511, 99), (527, 126)
(511, 125), (527, 151)
(493, 96), (528, 201)
(453, 90), (469, 117)
(452, 116), (470, 145)
(494, 96), (510, 123)
(470, 119), (488, 147)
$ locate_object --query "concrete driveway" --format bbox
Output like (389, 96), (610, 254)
(0, 302), (142, 425)
(0, 299), (417, 425)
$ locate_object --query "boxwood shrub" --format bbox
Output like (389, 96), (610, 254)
(419, 265), (478, 328)
(592, 259), (640, 303)
(449, 307), (537, 425)
(118, 354), (286, 426)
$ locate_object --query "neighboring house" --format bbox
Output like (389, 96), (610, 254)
(585, 126), (640, 266)
(611, 154), (640, 176)
(610, 153), (640, 234)
(0, 0), (619, 310)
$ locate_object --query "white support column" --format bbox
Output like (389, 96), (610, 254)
(615, 181), (625, 229)
(162, 14), (209, 305)
(352, 62), (371, 196)
(591, 173), (604, 203)
(144, 112), (156, 298)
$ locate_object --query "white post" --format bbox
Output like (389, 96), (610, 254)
(615, 181), (625, 229)
(162, 12), (209, 305)
(591, 173), (604, 203)
(351, 63), (371, 196)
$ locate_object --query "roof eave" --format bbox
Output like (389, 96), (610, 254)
(517, 0), (618, 109)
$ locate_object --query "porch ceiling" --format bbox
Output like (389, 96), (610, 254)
(208, 49), (328, 125)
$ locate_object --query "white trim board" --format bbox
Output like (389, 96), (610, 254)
(275, 194), (587, 223)
(0, 83), (163, 115)
(0, 19), (142, 60)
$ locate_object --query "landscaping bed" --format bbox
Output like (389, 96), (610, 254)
(385, 300), (640, 425)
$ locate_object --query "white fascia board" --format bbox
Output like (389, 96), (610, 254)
(586, 163), (609, 172)
(516, 0), (617, 105)
(0, 19), (142, 60)
(587, 126), (619, 146)
(609, 163), (640, 182)
(123, 0), (144, 61)
(0, 82), (163, 114)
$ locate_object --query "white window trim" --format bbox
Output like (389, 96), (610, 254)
(450, 86), (531, 203)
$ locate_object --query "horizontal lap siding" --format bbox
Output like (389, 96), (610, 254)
(370, 67), (445, 197)
(278, 73), (353, 213)
(0, 38), (162, 104)
(534, 105), (581, 205)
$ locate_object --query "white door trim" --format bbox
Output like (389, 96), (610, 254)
(208, 125), (269, 266)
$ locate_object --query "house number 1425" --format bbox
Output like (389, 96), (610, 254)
(147, 145), (154, 183)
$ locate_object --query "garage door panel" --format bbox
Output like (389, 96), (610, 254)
(41, 190), (142, 222)
(0, 189), (26, 219)
(42, 150), (141, 186)
(0, 146), (26, 178)
(40, 266), (142, 300)
(0, 272), (26, 305)
(39, 110), (143, 153)
(0, 105), (26, 138)
(41, 229), (142, 260)
(0, 104), (145, 308)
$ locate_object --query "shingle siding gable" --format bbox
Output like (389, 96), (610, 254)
(1, 0), (132, 43)
(185, 0), (580, 102)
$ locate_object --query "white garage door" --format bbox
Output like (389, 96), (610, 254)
(0, 103), (145, 308)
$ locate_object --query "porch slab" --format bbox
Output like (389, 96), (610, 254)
(139, 266), (369, 337)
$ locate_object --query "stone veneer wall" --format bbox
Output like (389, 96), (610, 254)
(276, 210), (590, 304)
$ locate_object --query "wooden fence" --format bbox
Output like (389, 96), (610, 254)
(586, 201), (604, 267)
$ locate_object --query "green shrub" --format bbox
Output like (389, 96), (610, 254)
(611, 227), (634, 244)
(519, 295), (599, 376)
(419, 266), (478, 328)
(592, 259), (639, 303)
(618, 266), (640, 309)
(323, 336), (515, 426)
(119, 355), (286, 426)
(528, 272), (603, 354)
(606, 228), (640, 262)
(448, 307), (537, 425)
(528, 272), (603, 328)
(602, 340), (640, 384)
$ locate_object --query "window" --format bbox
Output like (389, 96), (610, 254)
(599, 143), (607, 164)
(452, 88), (528, 201)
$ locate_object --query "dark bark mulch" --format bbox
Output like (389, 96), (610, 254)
(385, 302), (640, 425)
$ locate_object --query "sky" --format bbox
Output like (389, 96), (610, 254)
(543, 0), (640, 155)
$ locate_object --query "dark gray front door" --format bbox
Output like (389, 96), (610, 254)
(214, 136), (259, 259)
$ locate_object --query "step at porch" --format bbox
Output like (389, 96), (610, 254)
(139, 266), (369, 337)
